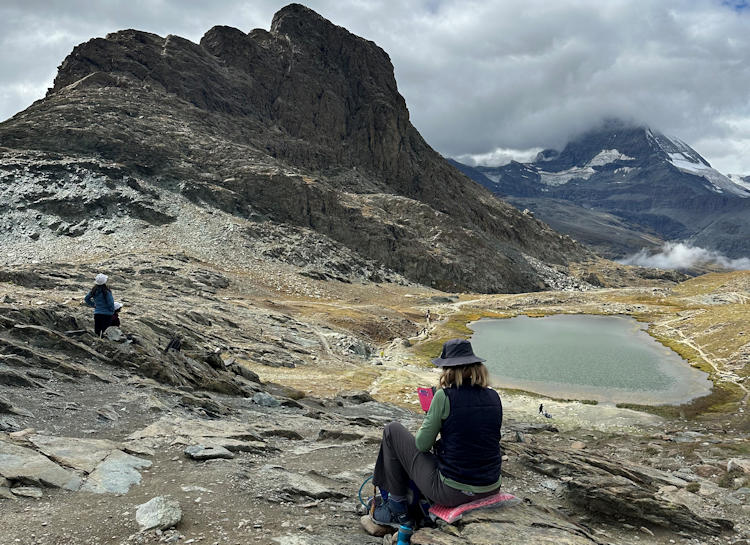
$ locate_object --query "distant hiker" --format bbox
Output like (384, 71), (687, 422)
(84, 273), (115, 337)
(539, 403), (544, 414)
(371, 338), (502, 527)
(544, 412), (553, 419)
(110, 302), (123, 327)
(164, 335), (182, 353)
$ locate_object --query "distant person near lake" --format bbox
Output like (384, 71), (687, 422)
(84, 273), (115, 337)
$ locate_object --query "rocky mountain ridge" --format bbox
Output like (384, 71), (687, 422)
(0, 3), (589, 294)
(452, 121), (750, 260)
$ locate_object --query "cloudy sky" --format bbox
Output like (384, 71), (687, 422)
(2, 0), (750, 173)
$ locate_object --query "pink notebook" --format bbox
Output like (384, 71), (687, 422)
(417, 387), (434, 412)
(429, 492), (520, 523)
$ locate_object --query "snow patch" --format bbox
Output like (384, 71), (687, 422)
(539, 166), (595, 186)
(587, 149), (635, 167)
(668, 152), (750, 197)
(728, 174), (750, 191)
(537, 149), (636, 186)
(620, 242), (750, 270)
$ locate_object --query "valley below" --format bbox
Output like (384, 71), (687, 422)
(1, 230), (748, 545)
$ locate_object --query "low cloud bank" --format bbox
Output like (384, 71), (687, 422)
(619, 242), (750, 270)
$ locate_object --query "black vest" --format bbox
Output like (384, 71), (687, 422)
(436, 385), (503, 486)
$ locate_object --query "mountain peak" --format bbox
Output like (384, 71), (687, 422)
(271, 3), (333, 37)
(0, 5), (588, 293)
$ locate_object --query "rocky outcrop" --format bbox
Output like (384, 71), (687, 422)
(0, 4), (588, 293)
(509, 442), (734, 536)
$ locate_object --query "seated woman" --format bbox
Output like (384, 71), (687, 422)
(371, 338), (503, 527)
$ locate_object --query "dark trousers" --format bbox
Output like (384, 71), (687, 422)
(94, 314), (112, 337)
(373, 422), (499, 507)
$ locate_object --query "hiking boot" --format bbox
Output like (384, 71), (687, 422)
(370, 498), (411, 528)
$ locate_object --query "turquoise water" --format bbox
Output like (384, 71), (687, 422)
(469, 315), (712, 405)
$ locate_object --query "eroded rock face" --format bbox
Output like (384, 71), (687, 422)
(0, 5), (588, 293)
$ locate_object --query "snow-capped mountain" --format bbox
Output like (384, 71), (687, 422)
(450, 121), (750, 259)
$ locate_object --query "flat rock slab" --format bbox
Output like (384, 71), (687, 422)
(81, 450), (151, 494)
(412, 502), (605, 545)
(11, 486), (43, 498)
(127, 416), (264, 444)
(29, 434), (119, 473)
(184, 444), (234, 460)
(260, 465), (346, 499)
(213, 438), (269, 454)
(0, 440), (82, 490)
(136, 496), (182, 530)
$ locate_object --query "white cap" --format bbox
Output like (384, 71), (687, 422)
(95, 273), (108, 285)
(114, 302), (123, 311)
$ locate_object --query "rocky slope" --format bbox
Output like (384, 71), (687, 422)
(452, 120), (750, 259)
(0, 3), (588, 294)
(1, 257), (748, 544)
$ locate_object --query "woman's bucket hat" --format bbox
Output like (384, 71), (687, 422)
(431, 338), (485, 367)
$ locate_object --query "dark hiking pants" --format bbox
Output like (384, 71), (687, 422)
(373, 421), (499, 507)
(94, 314), (112, 337)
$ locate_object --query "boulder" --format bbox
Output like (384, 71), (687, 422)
(0, 395), (13, 413)
(104, 327), (125, 342)
(252, 392), (281, 407)
(336, 390), (374, 404)
(360, 515), (391, 537)
(727, 458), (750, 474)
(135, 496), (182, 531)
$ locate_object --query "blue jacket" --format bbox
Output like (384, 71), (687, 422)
(84, 288), (115, 315)
(436, 385), (503, 486)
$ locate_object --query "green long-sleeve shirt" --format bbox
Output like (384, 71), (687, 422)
(415, 388), (502, 493)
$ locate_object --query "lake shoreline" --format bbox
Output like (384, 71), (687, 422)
(469, 314), (713, 406)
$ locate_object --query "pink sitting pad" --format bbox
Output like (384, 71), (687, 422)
(429, 492), (520, 523)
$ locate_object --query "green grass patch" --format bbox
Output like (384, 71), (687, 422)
(617, 380), (744, 419)
(494, 386), (598, 405)
(409, 310), (509, 365)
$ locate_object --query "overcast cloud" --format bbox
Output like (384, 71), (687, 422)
(2, 0), (750, 173)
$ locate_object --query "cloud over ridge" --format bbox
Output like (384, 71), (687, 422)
(620, 242), (750, 270)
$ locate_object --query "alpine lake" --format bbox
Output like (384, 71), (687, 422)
(470, 314), (713, 405)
